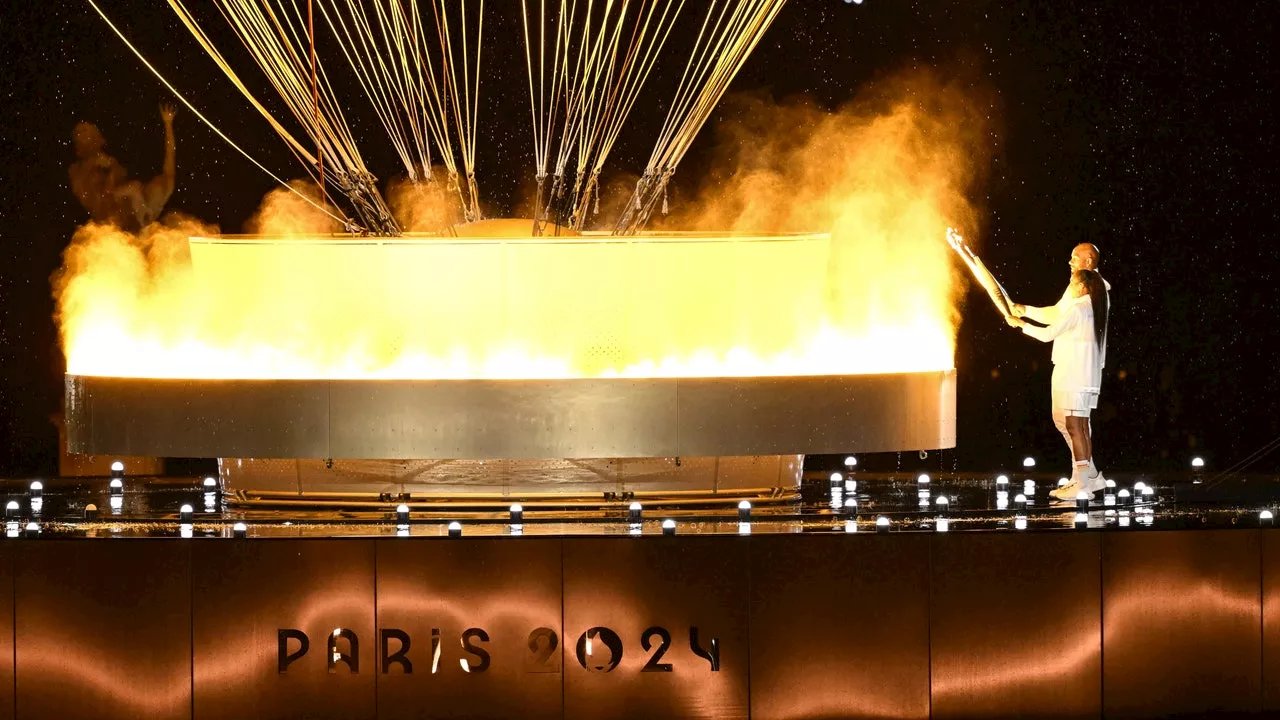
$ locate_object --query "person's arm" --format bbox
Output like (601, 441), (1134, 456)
(1014, 304), (1079, 343)
(1019, 303), (1058, 324)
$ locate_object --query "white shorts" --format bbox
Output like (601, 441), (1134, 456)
(1052, 366), (1099, 418)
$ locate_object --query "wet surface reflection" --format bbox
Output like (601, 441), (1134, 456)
(0, 471), (1273, 538)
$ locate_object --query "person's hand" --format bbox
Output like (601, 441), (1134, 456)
(945, 227), (963, 252)
(160, 103), (176, 124)
(1005, 315), (1024, 328)
(1011, 303), (1026, 317)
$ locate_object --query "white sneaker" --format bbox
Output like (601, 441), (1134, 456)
(1050, 479), (1083, 500)
(1085, 473), (1107, 495)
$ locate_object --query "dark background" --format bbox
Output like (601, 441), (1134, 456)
(1, 1), (1277, 477)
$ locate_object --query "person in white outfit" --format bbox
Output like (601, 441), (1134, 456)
(1007, 268), (1110, 500)
(1010, 244), (1111, 498)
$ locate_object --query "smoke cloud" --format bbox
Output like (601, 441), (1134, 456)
(658, 68), (991, 355)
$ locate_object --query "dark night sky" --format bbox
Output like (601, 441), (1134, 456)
(1, 1), (1278, 477)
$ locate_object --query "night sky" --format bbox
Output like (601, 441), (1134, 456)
(1, 1), (1277, 477)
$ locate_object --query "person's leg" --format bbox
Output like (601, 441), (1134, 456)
(1052, 405), (1074, 468)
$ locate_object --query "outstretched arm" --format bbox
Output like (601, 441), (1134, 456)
(1008, 304), (1079, 343)
(137, 104), (177, 226)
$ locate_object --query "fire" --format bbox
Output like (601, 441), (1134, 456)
(55, 71), (984, 381)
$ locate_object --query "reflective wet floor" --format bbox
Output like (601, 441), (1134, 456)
(1, 470), (1276, 538)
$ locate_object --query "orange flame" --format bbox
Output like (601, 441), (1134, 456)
(55, 72), (985, 380)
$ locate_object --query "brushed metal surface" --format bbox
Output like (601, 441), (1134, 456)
(930, 533), (1102, 720)
(66, 371), (955, 459)
(0, 548), (13, 720)
(191, 539), (375, 720)
(562, 538), (750, 720)
(14, 541), (191, 720)
(1263, 530), (1280, 711)
(749, 534), (931, 720)
(677, 371), (956, 456)
(375, 538), (563, 718)
(65, 375), (330, 458)
(330, 379), (679, 459)
(1102, 530), (1262, 718)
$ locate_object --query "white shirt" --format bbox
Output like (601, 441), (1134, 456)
(1024, 275), (1110, 367)
(1021, 295), (1103, 395)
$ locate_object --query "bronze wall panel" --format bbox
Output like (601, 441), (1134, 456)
(0, 548), (13, 720)
(1262, 530), (1280, 711)
(192, 539), (375, 720)
(1102, 530), (1262, 718)
(930, 533), (1101, 720)
(749, 534), (931, 720)
(562, 538), (749, 720)
(375, 538), (563, 719)
(14, 541), (191, 720)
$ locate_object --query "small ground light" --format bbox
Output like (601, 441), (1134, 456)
(1014, 494), (1027, 512)
(662, 519), (676, 536)
(84, 504), (98, 519)
(1076, 492), (1090, 511)
(1142, 486), (1155, 504)
(24, 522), (39, 537)
(1118, 488), (1132, 505)
(509, 503), (524, 524)
(628, 502), (642, 523)
(843, 496), (858, 514)
(1057, 477), (1069, 489)
(829, 472), (843, 486)
(4, 501), (18, 519)
(844, 456), (857, 469)
(448, 521), (462, 538)
(737, 500), (751, 521)
(1191, 457), (1205, 469)
(1262, 510), (1275, 527)
(179, 504), (194, 523)
(396, 504), (410, 524)
(110, 461), (124, 479)
(996, 474), (1009, 487)
(1133, 481), (1148, 494)
(936, 496), (949, 513)
(232, 522), (247, 538)
(202, 476), (216, 489)
(876, 516), (889, 534)
(1074, 513), (1089, 529)
(1105, 478), (1116, 489)
(917, 474), (930, 487)
(29, 481), (43, 499)
(109, 478), (123, 496)
(1023, 456), (1036, 468)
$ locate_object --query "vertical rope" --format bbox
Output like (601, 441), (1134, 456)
(307, 0), (326, 205)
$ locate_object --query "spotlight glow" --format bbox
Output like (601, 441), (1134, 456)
(1022, 457), (1036, 468)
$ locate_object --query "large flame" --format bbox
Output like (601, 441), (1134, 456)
(55, 73), (985, 380)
